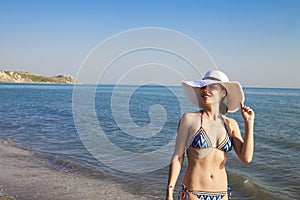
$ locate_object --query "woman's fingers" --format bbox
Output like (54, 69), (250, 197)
(241, 103), (252, 112)
(240, 102), (255, 121)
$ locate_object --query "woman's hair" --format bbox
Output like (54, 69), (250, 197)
(219, 84), (228, 115)
(220, 97), (228, 115)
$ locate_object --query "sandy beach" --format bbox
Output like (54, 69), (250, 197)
(0, 140), (150, 200)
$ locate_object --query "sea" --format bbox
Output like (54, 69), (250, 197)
(0, 83), (299, 199)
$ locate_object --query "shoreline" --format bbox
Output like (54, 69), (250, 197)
(0, 140), (149, 200)
(0, 70), (79, 84)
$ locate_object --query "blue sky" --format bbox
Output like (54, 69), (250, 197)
(0, 0), (299, 87)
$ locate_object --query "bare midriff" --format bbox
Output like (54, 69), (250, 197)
(183, 148), (228, 192)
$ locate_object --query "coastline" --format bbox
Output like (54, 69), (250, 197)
(0, 140), (149, 200)
(0, 71), (79, 84)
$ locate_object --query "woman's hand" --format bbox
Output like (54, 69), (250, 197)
(240, 103), (255, 123)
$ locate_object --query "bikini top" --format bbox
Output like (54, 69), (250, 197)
(189, 111), (233, 152)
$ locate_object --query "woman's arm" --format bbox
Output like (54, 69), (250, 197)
(166, 113), (190, 200)
(231, 104), (255, 163)
(166, 154), (184, 200)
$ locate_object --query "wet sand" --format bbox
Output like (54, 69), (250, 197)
(0, 140), (149, 200)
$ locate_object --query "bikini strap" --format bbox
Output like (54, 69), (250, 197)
(200, 111), (229, 136)
(200, 110), (203, 127)
(221, 116), (230, 135)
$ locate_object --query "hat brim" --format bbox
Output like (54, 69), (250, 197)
(182, 80), (244, 113)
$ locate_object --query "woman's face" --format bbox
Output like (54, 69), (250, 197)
(199, 83), (226, 105)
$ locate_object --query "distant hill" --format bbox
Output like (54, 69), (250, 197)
(0, 70), (79, 84)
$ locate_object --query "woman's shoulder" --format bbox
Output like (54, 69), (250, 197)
(180, 111), (200, 125)
(223, 115), (239, 129)
(181, 111), (200, 119)
(177, 112), (200, 137)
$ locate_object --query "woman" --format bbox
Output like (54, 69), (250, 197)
(166, 70), (254, 200)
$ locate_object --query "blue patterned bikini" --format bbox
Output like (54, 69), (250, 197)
(180, 185), (231, 200)
(189, 112), (232, 152)
(180, 111), (232, 200)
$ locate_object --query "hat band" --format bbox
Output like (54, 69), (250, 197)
(202, 76), (221, 81)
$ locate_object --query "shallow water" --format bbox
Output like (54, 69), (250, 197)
(0, 83), (299, 199)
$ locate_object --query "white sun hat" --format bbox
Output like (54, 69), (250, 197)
(182, 70), (244, 113)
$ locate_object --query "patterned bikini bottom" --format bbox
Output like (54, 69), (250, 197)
(178, 184), (231, 200)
